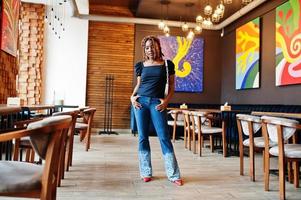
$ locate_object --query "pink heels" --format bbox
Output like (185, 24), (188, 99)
(172, 179), (183, 186)
(143, 177), (152, 182)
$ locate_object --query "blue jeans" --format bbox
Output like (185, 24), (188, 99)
(133, 96), (181, 181)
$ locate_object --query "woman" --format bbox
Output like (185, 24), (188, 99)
(130, 35), (183, 186)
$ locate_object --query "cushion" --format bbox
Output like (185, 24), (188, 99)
(236, 114), (261, 136)
(187, 125), (222, 134)
(201, 126), (222, 134)
(261, 116), (299, 143)
(243, 137), (277, 148)
(167, 120), (184, 126)
(269, 144), (301, 158)
(27, 115), (71, 159)
(0, 161), (42, 193)
(75, 122), (88, 130)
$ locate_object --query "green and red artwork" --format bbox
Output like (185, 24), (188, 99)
(276, 0), (301, 86)
(236, 17), (260, 90)
(1, 0), (20, 57)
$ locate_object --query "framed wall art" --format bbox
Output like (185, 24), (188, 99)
(236, 17), (260, 90)
(159, 36), (204, 93)
(275, 0), (301, 86)
(1, 0), (20, 57)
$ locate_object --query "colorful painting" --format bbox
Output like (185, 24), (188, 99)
(159, 36), (204, 93)
(276, 0), (301, 86)
(236, 17), (260, 90)
(1, 0), (20, 57)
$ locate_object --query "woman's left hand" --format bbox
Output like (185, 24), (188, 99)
(155, 98), (168, 112)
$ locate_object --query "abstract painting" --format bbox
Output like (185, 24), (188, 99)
(236, 17), (260, 90)
(1, 0), (20, 57)
(276, 0), (301, 86)
(159, 36), (204, 93)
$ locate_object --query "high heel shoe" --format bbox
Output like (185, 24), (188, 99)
(172, 179), (183, 186)
(143, 177), (152, 182)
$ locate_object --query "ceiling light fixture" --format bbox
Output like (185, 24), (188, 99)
(204, 4), (213, 16)
(187, 29), (195, 40)
(224, 0), (232, 4)
(45, 0), (67, 39)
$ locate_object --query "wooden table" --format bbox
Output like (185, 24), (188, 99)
(0, 104), (22, 115)
(0, 105), (22, 160)
(22, 104), (55, 119)
(251, 111), (301, 119)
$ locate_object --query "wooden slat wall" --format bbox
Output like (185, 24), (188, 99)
(87, 6), (135, 129)
(0, 52), (17, 104)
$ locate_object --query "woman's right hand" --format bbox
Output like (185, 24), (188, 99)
(131, 95), (142, 109)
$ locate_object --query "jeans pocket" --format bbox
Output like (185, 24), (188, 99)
(155, 98), (162, 104)
(136, 96), (140, 103)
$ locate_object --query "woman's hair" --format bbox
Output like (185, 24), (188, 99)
(141, 35), (164, 61)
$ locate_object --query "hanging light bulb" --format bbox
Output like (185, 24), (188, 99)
(194, 25), (202, 34)
(163, 25), (170, 34)
(212, 13), (220, 23)
(196, 15), (203, 23)
(204, 4), (213, 15)
(202, 18), (213, 28)
(165, 32), (170, 37)
(224, 0), (232, 4)
(187, 29), (195, 40)
(181, 22), (189, 32)
(215, 8), (223, 18)
(158, 20), (165, 30)
(216, 3), (225, 18)
(217, 3), (225, 13)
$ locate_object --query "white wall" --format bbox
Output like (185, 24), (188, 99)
(42, 0), (89, 106)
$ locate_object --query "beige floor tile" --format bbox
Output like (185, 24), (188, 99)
(1, 134), (300, 200)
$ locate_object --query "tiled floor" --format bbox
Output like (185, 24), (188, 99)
(58, 134), (301, 200)
(2, 134), (301, 199)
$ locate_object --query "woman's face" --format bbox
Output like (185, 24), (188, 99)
(144, 39), (158, 60)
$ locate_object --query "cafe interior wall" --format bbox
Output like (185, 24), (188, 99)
(41, 0), (89, 106)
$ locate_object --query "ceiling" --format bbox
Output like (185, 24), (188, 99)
(89, 0), (250, 24)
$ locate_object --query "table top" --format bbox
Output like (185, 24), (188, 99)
(251, 111), (301, 120)
(0, 104), (22, 115)
(167, 107), (221, 114)
(21, 104), (55, 111)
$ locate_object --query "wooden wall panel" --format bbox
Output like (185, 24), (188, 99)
(0, 52), (17, 104)
(17, 3), (45, 105)
(87, 6), (134, 129)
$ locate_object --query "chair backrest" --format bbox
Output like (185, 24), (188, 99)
(53, 109), (80, 136)
(190, 111), (208, 125)
(236, 114), (261, 136)
(27, 115), (71, 199)
(27, 115), (71, 159)
(182, 110), (191, 130)
(169, 109), (184, 121)
(261, 116), (299, 143)
(82, 108), (96, 130)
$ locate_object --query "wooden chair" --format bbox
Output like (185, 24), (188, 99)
(75, 108), (96, 151)
(0, 115), (71, 200)
(52, 109), (79, 186)
(261, 116), (301, 200)
(190, 111), (223, 156)
(12, 118), (44, 162)
(182, 110), (192, 150)
(236, 114), (275, 181)
(167, 109), (184, 143)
